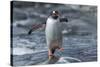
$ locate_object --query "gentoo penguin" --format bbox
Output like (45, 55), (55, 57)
(28, 10), (68, 59)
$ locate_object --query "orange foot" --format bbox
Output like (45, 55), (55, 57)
(48, 50), (53, 56)
(58, 48), (64, 51)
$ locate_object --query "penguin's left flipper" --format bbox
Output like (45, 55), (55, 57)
(60, 18), (68, 22)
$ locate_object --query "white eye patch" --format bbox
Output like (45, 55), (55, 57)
(53, 11), (56, 14)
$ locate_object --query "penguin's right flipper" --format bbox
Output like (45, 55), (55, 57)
(28, 24), (46, 35)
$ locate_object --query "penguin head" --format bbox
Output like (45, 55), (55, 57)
(50, 10), (59, 19)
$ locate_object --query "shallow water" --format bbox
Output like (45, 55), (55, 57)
(11, 32), (97, 66)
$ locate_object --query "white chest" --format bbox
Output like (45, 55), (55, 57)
(46, 18), (61, 32)
(45, 18), (62, 40)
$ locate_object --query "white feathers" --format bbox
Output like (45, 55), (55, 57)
(45, 17), (62, 48)
(53, 11), (56, 14)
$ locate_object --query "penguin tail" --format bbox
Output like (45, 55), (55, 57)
(51, 49), (56, 54)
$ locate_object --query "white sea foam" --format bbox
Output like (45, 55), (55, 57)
(13, 47), (34, 55)
(13, 19), (33, 26)
(13, 47), (47, 55)
(57, 57), (70, 63)
(57, 56), (81, 63)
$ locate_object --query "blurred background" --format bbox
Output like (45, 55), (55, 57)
(11, 1), (97, 66)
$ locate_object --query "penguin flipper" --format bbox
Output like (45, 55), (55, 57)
(60, 18), (68, 22)
(28, 24), (46, 35)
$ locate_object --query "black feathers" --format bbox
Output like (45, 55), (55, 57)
(60, 18), (68, 22)
(28, 29), (33, 35)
